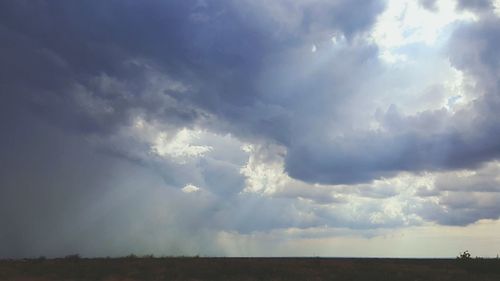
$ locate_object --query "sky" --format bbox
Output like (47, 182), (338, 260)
(1, 0), (500, 258)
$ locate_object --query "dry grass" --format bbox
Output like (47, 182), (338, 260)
(1, 257), (499, 281)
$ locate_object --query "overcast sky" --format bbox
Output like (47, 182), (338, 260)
(2, 0), (500, 258)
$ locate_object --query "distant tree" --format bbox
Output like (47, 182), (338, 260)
(457, 250), (471, 260)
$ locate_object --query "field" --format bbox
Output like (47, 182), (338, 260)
(1, 257), (500, 281)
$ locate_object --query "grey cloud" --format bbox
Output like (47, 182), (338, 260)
(419, 0), (438, 11)
(414, 162), (500, 226)
(0, 0), (389, 188)
(456, 0), (493, 11)
(435, 165), (500, 193)
(235, 0), (385, 39)
(286, 100), (499, 185)
(0, 0), (385, 138)
(448, 16), (500, 94)
(417, 192), (500, 225)
(354, 185), (399, 199)
(285, 124), (452, 185)
(415, 186), (441, 197)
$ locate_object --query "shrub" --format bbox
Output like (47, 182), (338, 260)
(457, 250), (471, 261)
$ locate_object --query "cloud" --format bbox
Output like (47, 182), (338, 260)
(152, 129), (213, 161)
(456, 0), (493, 11)
(0, 0), (385, 144)
(418, 193), (500, 225)
(182, 184), (201, 193)
(281, 11), (500, 185)
(3, 0), (500, 258)
(435, 162), (500, 193)
(0, 0), (390, 186)
(411, 161), (500, 226)
(419, 0), (438, 11)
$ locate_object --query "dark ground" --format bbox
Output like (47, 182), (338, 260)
(1, 257), (500, 281)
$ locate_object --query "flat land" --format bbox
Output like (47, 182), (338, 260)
(1, 257), (500, 281)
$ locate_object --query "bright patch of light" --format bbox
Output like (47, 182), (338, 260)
(443, 68), (469, 112)
(379, 50), (408, 64)
(494, 0), (500, 17)
(152, 128), (212, 161)
(182, 184), (200, 193)
(240, 144), (287, 195)
(311, 44), (317, 53)
(372, 0), (477, 64)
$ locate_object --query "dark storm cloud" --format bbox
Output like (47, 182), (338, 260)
(286, 103), (499, 184)
(0, 0), (385, 139)
(9, 0), (500, 188)
(0, 0), (388, 185)
(0, 0), (215, 134)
